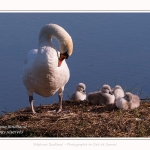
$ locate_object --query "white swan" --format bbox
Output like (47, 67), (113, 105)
(116, 92), (141, 110)
(112, 85), (125, 101)
(87, 84), (115, 105)
(70, 83), (86, 101)
(22, 24), (73, 114)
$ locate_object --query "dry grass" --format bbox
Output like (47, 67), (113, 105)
(0, 100), (150, 137)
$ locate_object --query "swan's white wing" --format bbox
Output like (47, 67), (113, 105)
(23, 47), (70, 97)
(22, 49), (38, 94)
(24, 49), (38, 64)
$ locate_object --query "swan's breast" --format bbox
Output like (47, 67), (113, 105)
(23, 47), (70, 97)
(33, 59), (70, 96)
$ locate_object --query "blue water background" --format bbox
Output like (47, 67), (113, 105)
(0, 13), (150, 113)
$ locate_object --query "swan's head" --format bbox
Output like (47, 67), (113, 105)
(58, 37), (73, 67)
(101, 84), (113, 95)
(38, 23), (73, 67)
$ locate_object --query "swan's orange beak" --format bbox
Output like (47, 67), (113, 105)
(58, 54), (66, 67)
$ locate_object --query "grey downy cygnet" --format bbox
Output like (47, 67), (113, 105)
(70, 83), (86, 100)
(112, 85), (125, 101)
(116, 92), (141, 110)
(87, 84), (115, 105)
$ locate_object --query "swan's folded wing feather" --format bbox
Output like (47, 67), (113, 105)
(24, 49), (38, 64)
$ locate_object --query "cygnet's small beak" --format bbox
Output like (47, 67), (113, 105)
(109, 91), (113, 95)
(83, 90), (86, 94)
(58, 54), (66, 67)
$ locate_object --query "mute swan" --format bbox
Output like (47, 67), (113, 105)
(87, 84), (115, 105)
(116, 92), (141, 110)
(112, 85), (125, 101)
(70, 83), (86, 101)
(22, 24), (73, 114)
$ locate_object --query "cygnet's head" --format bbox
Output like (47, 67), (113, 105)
(101, 84), (113, 95)
(124, 92), (133, 102)
(112, 85), (125, 100)
(113, 85), (123, 91)
(76, 83), (86, 93)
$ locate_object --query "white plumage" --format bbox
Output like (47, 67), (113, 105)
(22, 24), (73, 114)
(70, 83), (86, 101)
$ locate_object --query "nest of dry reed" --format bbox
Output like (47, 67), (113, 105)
(0, 100), (150, 137)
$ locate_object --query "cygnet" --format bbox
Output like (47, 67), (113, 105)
(70, 83), (86, 100)
(112, 85), (125, 101)
(87, 84), (115, 105)
(116, 92), (141, 110)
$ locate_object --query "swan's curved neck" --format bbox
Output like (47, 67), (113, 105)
(38, 24), (73, 57)
(39, 24), (69, 46)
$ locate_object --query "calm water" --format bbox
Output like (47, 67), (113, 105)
(0, 13), (150, 114)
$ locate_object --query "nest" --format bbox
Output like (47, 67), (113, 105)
(0, 100), (150, 137)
